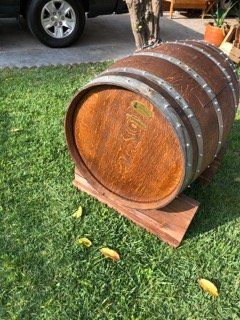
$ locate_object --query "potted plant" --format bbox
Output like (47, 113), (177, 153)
(204, 0), (237, 47)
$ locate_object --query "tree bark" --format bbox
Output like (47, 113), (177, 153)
(125, 0), (161, 50)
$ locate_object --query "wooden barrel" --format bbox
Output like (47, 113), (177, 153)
(65, 40), (239, 209)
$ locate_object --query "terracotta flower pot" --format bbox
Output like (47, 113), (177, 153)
(204, 24), (225, 47)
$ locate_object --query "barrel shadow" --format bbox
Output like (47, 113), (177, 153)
(159, 17), (203, 42)
(184, 117), (240, 238)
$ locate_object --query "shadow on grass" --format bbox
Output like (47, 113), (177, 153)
(0, 109), (46, 254)
(0, 111), (11, 154)
(185, 117), (240, 239)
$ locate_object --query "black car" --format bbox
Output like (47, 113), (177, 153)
(0, 0), (127, 47)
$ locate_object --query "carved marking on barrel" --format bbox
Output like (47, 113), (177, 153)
(123, 100), (154, 131)
(126, 113), (146, 130)
(131, 101), (153, 118)
(89, 75), (191, 190)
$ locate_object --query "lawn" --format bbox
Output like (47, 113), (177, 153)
(0, 64), (240, 320)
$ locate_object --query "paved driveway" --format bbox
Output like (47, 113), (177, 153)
(0, 14), (207, 68)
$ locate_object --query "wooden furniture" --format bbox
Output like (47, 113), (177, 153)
(163, 0), (215, 19)
(65, 40), (239, 246)
(203, 0), (216, 17)
(220, 24), (240, 65)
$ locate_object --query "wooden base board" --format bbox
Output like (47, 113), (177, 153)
(73, 168), (199, 248)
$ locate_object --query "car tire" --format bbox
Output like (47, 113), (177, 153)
(27, 0), (85, 48)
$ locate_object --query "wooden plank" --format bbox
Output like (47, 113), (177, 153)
(229, 46), (240, 64)
(73, 167), (199, 248)
(221, 25), (235, 45)
(220, 24), (240, 64)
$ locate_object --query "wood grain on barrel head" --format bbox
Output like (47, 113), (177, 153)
(74, 86), (185, 206)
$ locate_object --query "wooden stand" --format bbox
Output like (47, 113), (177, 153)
(70, 149), (228, 248)
(73, 145), (227, 247)
(73, 167), (199, 248)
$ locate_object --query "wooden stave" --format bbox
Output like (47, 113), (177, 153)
(187, 41), (239, 96)
(146, 43), (236, 155)
(175, 40), (239, 108)
(152, 41), (239, 158)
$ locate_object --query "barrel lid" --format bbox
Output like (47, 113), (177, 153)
(67, 85), (185, 209)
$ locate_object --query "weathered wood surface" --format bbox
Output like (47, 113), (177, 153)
(74, 86), (184, 209)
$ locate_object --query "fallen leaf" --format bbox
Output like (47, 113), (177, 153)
(198, 278), (219, 297)
(100, 247), (120, 261)
(72, 206), (83, 219)
(11, 128), (21, 132)
(76, 237), (92, 247)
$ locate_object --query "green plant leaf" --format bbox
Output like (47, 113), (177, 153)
(212, 1), (237, 27)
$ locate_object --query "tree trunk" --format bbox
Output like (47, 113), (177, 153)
(125, 0), (161, 50)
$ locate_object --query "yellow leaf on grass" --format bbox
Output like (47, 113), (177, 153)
(100, 247), (120, 261)
(76, 237), (92, 247)
(11, 128), (21, 132)
(198, 278), (219, 297)
(72, 206), (83, 219)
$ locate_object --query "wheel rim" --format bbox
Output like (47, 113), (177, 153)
(41, 0), (76, 39)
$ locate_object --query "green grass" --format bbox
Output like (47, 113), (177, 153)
(0, 64), (240, 320)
